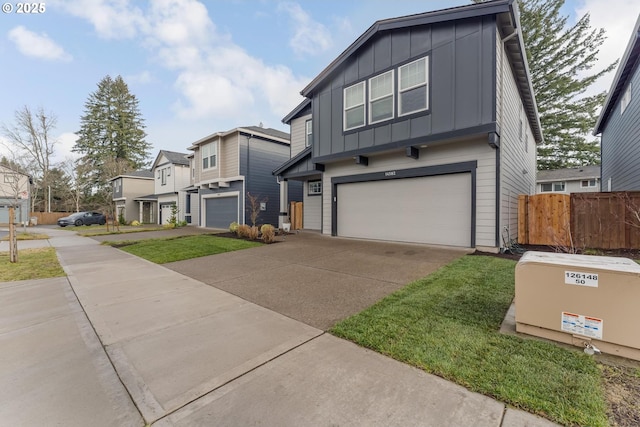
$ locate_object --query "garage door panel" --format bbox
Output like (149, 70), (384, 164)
(205, 196), (238, 229)
(337, 174), (471, 246)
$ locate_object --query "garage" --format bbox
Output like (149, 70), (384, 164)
(205, 196), (238, 229)
(0, 205), (21, 225)
(160, 203), (174, 225)
(336, 173), (472, 247)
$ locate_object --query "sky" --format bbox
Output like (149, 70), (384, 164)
(1, 0), (639, 165)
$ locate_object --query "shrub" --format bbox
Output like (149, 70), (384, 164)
(261, 224), (275, 244)
(248, 225), (259, 240)
(178, 220), (188, 227)
(163, 222), (175, 229)
(237, 224), (251, 238)
(118, 211), (126, 225)
(229, 222), (239, 234)
(131, 220), (141, 226)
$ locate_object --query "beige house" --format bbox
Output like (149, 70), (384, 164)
(0, 164), (30, 225)
(109, 170), (154, 223)
(148, 150), (191, 225)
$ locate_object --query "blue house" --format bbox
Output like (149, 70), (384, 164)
(274, 0), (542, 250)
(594, 14), (640, 191)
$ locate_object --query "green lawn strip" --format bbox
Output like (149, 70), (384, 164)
(0, 248), (66, 282)
(330, 255), (608, 427)
(70, 225), (167, 236)
(0, 232), (49, 241)
(105, 235), (261, 263)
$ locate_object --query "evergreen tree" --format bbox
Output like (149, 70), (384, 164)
(519, 0), (616, 170)
(74, 75), (151, 191)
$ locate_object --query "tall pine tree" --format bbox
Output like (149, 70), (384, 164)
(74, 75), (151, 192)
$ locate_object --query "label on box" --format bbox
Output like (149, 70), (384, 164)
(561, 312), (603, 339)
(564, 271), (598, 287)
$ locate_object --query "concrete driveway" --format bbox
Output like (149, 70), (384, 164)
(166, 231), (469, 330)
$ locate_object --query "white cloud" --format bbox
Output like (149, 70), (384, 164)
(53, 132), (80, 163)
(7, 26), (72, 62)
(279, 2), (333, 56)
(126, 70), (155, 85)
(59, 0), (308, 125)
(574, 0), (640, 95)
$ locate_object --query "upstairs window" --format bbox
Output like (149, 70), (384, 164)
(344, 81), (365, 131)
(305, 119), (313, 147)
(202, 141), (218, 170)
(399, 57), (428, 116)
(621, 83), (632, 114)
(161, 168), (167, 185)
(369, 70), (394, 124)
(4, 175), (16, 183)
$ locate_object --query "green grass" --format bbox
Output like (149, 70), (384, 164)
(0, 248), (66, 282)
(104, 235), (261, 263)
(331, 255), (608, 427)
(0, 232), (49, 241)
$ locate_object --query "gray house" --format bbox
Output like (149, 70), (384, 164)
(185, 126), (301, 229)
(594, 14), (640, 191)
(274, 0), (542, 250)
(536, 165), (601, 194)
(109, 170), (154, 223)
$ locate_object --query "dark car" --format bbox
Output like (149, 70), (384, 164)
(57, 211), (106, 227)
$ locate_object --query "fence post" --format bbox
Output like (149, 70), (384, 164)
(518, 195), (528, 244)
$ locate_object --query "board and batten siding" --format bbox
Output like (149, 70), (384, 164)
(601, 64), (640, 191)
(290, 113), (311, 157)
(321, 137), (496, 247)
(311, 16), (496, 161)
(496, 28), (537, 240)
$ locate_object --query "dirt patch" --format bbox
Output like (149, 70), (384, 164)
(600, 363), (640, 426)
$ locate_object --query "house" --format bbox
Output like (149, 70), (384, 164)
(109, 170), (154, 223)
(0, 164), (30, 225)
(274, 0), (542, 250)
(145, 150), (191, 224)
(536, 165), (601, 194)
(184, 126), (301, 229)
(594, 14), (640, 191)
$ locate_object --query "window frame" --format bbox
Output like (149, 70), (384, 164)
(161, 168), (167, 185)
(305, 119), (313, 147)
(541, 181), (566, 193)
(581, 179), (597, 188)
(368, 70), (394, 125)
(343, 81), (366, 131)
(398, 56), (429, 117)
(307, 180), (322, 196)
(4, 174), (17, 184)
(202, 141), (218, 170)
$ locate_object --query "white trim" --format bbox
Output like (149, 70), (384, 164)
(195, 175), (245, 188)
(398, 56), (429, 117)
(343, 81), (366, 131)
(369, 70), (394, 125)
(201, 190), (240, 228)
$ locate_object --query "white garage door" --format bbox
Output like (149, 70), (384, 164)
(160, 204), (174, 225)
(337, 173), (472, 246)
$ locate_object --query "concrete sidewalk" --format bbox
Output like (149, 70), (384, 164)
(3, 227), (560, 426)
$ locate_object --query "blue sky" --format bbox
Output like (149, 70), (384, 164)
(1, 0), (639, 163)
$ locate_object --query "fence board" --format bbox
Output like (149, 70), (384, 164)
(519, 194), (570, 246)
(29, 212), (71, 225)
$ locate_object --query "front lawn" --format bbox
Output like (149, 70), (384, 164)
(103, 234), (261, 263)
(0, 232), (49, 241)
(331, 255), (609, 427)
(0, 248), (66, 282)
(60, 224), (166, 236)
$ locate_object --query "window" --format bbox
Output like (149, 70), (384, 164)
(541, 182), (565, 192)
(4, 175), (16, 183)
(186, 194), (191, 214)
(621, 83), (632, 114)
(399, 57), (428, 116)
(369, 70), (394, 124)
(161, 168), (167, 185)
(308, 180), (322, 195)
(202, 141), (217, 170)
(581, 179), (597, 188)
(305, 119), (313, 147)
(344, 81), (365, 130)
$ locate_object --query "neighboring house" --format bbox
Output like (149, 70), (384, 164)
(0, 165), (30, 225)
(594, 14), (640, 191)
(185, 125), (300, 229)
(536, 165), (601, 194)
(109, 170), (154, 223)
(146, 150), (191, 225)
(274, 0), (542, 250)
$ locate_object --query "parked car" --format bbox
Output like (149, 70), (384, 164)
(57, 211), (106, 227)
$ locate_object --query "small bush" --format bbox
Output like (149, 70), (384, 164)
(131, 220), (141, 226)
(118, 212), (126, 225)
(163, 223), (175, 229)
(237, 224), (251, 238)
(178, 220), (188, 227)
(261, 224), (275, 244)
(229, 222), (239, 234)
(248, 225), (259, 240)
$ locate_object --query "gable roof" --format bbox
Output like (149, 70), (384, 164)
(536, 165), (601, 182)
(188, 126), (290, 149)
(282, 99), (311, 124)
(151, 150), (189, 170)
(0, 164), (29, 177)
(108, 169), (154, 182)
(298, 0), (542, 144)
(593, 14), (640, 135)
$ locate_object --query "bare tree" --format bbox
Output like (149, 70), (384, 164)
(246, 192), (267, 226)
(59, 157), (86, 213)
(1, 106), (57, 212)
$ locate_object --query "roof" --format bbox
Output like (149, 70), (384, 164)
(593, 14), (640, 135)
(536, 165), (601, 182)
(188, 126), (290, 149)
(273, 146), (312, 175)
(282, 99), (311, 124)
(298, 0), (543, 144)
(108, 169), (153, 182)
(158, 150), (190, 166)
(134, 194), (158, 201)
(0, 164), (29, 177)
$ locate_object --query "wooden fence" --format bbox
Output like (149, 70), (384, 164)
(289, 202), (303, 230)
(29, 212), (71, 225)
(518, 192), (640, 249)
